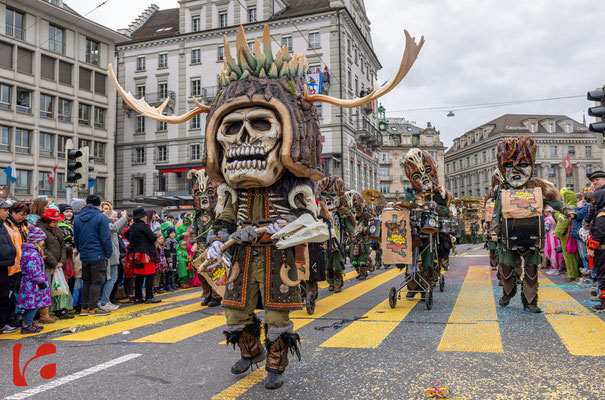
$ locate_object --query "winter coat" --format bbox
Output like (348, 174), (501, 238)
(165, 237), (178, 269)
(0, 219), (16, 269)
(176, 244), (193, 281)
(17, 243), (51, 310)
(36, 219), (66, 270)
(570, 203), (589, 240)
(175, 218), (192, 242)
(73, 205), (113, 262)
(107, 215), (128, 266)
(125, 220), (158, 261)
(5, 216), (27, 276)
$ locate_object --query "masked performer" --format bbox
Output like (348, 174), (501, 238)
(403, 149), (451, 297)
(491, 136), (574, 313)
(317, 177), (347, 292)
(110, 24), (423, 389)
(188, 169), (222, 307)
(344, 191), (372, 280)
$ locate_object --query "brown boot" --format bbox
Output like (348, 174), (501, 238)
(264, 331), (301, 390)
(334, 270), (343, 293)
(225, 316), (265, 375)
(38, 307), (56, 324)
(326, 269), (335, 292)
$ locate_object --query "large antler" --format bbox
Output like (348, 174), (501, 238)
(108, 64), (210, 123)
(304, 30), (424, 108)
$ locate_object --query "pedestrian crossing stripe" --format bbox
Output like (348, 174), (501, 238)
(437, 265), (503, 353)
(212, 369), (267, 400)
(133, 313), (226, 343)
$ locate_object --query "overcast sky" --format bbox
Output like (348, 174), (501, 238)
(69, 0), (604, 148)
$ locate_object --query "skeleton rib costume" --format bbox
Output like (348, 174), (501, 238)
(109, 24), (424, 389)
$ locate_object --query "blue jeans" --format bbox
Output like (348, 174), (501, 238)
(99, 264), (118, 305)
(577, 239), (589, 270)
(23, 308), (37, 327)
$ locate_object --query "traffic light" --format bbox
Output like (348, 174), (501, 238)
(587, 87), (605, 148)
(65, 146), (83, 185)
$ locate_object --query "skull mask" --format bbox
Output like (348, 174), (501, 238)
(317, 176), (345, 212)
(403, 148), (439, 193)
(497, 136), (535, 188)
(216, 107), (284, 189)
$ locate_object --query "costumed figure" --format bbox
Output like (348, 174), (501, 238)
(372, 203), (386, 269)
(491, 136), (574, 313)
(300, 200), (329, 313)
(188, 169), (222, 307)
(109, 24), (423, 389)
(344, 191), (373, 280)
(402, 149), (451, 297)
(584, 170), (605, 312)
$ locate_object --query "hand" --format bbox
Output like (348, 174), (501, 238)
(182, 231), (190, 237)
(266, 219), (286, 235)
(207, 241), (222, 261)
(121, 210), (128, 218)
(491, 233), (498, 242)
(568, 212), (577, 220)
(56, 263), (63, 269)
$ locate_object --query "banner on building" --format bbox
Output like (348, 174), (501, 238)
(306, 73), (323, 95)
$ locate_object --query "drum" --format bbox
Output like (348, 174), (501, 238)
(439, 219), (454, 233)
(368, 218), (382, 242)
(409, 209), (423, 228)
(420, 212), (439, 234)
(503, 216), (544, 250)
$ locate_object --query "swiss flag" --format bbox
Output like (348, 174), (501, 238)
(47, 166), (57, 185)
(562, 154), (573, 175)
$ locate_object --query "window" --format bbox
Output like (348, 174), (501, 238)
(190, 143), (201, 160)
(309, 32), (320, 49)
(248, 8), (257, 22)
(41, 55), (56, 80)
(548, 167), (556, 177)
(93, 177), (105, 197)
(219, 12), (228, 28)
(78, 103), (91, 126)
(550, 145), (557, 157)
(192, 17), (201, 32)
(136, 116), (145, 133)
(58, 98), (71, 121)
(94, 107), (106, 129)
(136, 84), (145, 99)
(191, 48), (201, 64)
(218, 45), (224, 61)
(136, 56), (146, 71)
(482, 151), (486, 162)
(491, 148), (496, 160)
(59, 61), (72, 85)
(474, 154), (478, 165)
(379, 167), (389, 178)
(78, 139), (91, 149)
(57, 173), (66, 197)
(355, 76), (359, 96)
(586, 145), (592, 157)
(159, 53), (168, 68)
(85, 38), (100, 65)
(0, 83), (11, 110)
(6, 8), (25, 40)
(135, 147), (146, 164)
(247, 41), (255, 54)
(191, 78), (201, 96)
(587, 164), (593, 175)
(308, 64), (321, 74)
(15, 129), (30, 153)
(49, 24), (64, 53)
(159, 83), (168, 99)
(380, 183), (390, 195)
(94, 73), (106, 95)
(158, 116), (167, 132)
(354, 48), (358, 64)
(134, 177), (144, 196)
(0, 42), (13, 70)
(38, 172), (52, 196)
(157, 145), (167, 162)
(0, 126), (10, 151)
(94, 142), (106, 163)
(17, 48), (33, 74)
(15, 170), (30, 194)
(16, 88), (31, 113)
(347, 69), (352, 89)
(39, 94), (54, 118)
(568, 145), (575, 156)
(191, 114), (201, 129)
(58, 135), (69, 157)
(79, 67), (91, 91)
(282, 36), (293, 52)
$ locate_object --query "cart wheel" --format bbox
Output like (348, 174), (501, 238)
(439, 275), (445, 292)
(389, 287), (397, 309)
(369, 262), (375, 272)
(426, 290), (433, 310)
(306, 292), (315, 315)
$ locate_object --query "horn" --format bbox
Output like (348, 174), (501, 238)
(108, 64), (209, 123)
(223, 261), (240, 285)
(280, 262), (301, 287)
(304, 30), (424, 108)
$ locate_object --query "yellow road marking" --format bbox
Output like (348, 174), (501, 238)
(55, 302), (207, 341)
(539, 277), (605, 356)
(458, 252), (467, 257)
(133, 313), (226, 343)
(0, 292), (201, 340)
(320, 298), (418, 348)
(211, 369), (267, 400)
(317, 270), (358, 289)
(438, 266), (503, 353)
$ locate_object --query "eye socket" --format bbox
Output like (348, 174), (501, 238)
(196, 191), (203, 196)
(330, 191), (337, 197)
(504, 162), (513, 168)
(519, 163), (529, 168)
(425, 167), (432, 173)
(225, 121), (243, 135)
(250, 119), (271, 131)
(207, 189), (214, 195)
(412, 173), (421, 180)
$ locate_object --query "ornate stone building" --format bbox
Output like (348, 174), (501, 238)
(378, 108), (445, 202)
(444, 114), (602, 199)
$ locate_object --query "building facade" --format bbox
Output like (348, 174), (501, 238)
(377, 111), (445, 202)
(0, 0), (126, 202)
(444, 114), (603, 199)
(114, 0), (383, 209)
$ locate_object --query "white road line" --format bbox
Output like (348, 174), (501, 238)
(464, 254), (488, 257)
(5, 353), (142, 400)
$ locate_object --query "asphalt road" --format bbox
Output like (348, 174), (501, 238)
(1, 243), (603, 400)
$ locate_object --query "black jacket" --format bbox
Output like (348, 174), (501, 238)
(125, 220), (158, 261)
(0, 220), (16, 268)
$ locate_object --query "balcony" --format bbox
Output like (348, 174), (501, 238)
(379, 159), (392, 165)
(200, 86), (219, 101)
(123, 90), (175, 112)
(355, 117), (382, 148)
(380, 175), (393, 182)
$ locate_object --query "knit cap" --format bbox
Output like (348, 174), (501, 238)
(27, 226), (47, 244)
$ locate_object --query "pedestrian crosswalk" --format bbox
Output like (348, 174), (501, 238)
(3, 263), (605, 359)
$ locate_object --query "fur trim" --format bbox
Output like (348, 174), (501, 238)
(224, 315), (262, 349)
(266, 322), (293, 342)
(264, 323), (301, 363)
(288, 185), (318, 217)
(216, 183), (237, 217)
(526, 178), (561, 203)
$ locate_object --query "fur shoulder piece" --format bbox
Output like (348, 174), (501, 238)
(288, 184), (319, 217)
(318, 201), (333, 224)
(434, 185), (452, 206)
(216, 183), (237, 217)
(526, 178), (561, 202)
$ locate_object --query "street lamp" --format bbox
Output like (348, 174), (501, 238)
(447, 111), (455, 117)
